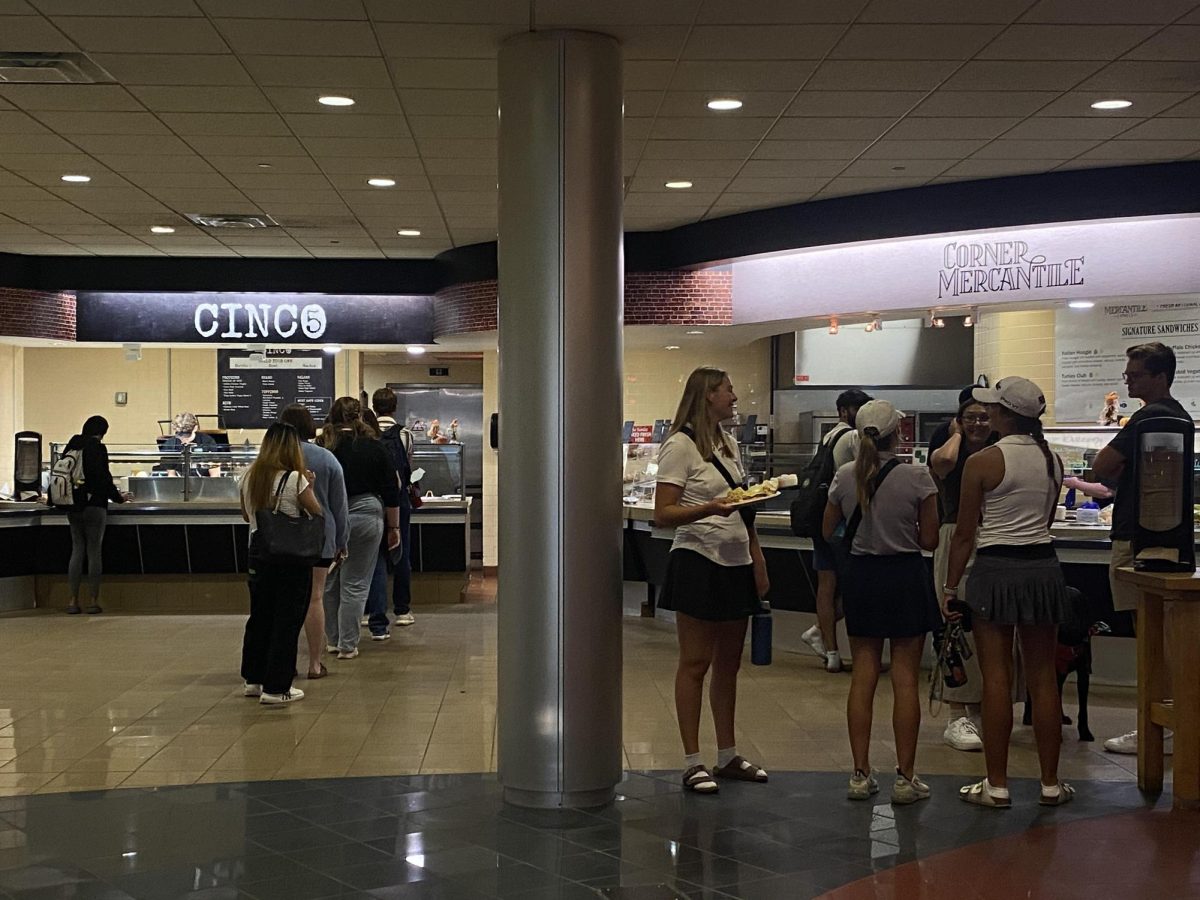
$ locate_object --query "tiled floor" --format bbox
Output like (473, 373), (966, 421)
(0, 587), (1150, 796)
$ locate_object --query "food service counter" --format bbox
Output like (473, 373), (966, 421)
(0, 498), (472, 611)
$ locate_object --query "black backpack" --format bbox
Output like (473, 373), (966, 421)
(789, 426), (851, 538)
(379, 424), (414, 490)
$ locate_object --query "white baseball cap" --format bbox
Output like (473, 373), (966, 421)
(973, 377), (1046, 418)
(855, 399), (904, 439)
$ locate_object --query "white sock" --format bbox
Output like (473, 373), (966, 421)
(1041, 782), (1061, 798)
(717, 746), (737, 768)
(684, 752), (702, 769)
(984, 778), (1010, 799)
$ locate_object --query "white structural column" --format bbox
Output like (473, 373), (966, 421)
(496, 30), (624, 809)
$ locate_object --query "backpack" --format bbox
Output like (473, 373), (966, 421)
(48, 447), (85, 507)
(789, 426), (851, 537)
(379, 424), (414, 490)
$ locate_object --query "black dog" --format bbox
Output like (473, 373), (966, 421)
(1022, 587), (1109, 742)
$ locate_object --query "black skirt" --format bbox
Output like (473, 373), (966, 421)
(658, 549), (760, 622)
(840, 552), (941, 639)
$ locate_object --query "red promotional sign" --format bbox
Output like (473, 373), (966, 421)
(629, 425), (655, 443)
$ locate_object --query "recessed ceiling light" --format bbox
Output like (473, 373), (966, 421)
(397, 229), (422, 237)
(318, 95), (355, 107)
(1090, 99), (1132, 110)
(60, 174), (90, 183)
(664, 345), (681, 350)
(406, 345), (426, 356)
(685, 330), (704, 335)
(664, 181), (692, 189)
(707, 98), (743, 111)
(256, 162), (273, 169)
(149, 226), (175, 234)
(323, 345), (342, 354)
(1069, 300), (1095, 309)
(367, 177), (396, 187)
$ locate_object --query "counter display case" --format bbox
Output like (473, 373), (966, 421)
(49, 442), (256, 503)
(412, 443), (465, 499)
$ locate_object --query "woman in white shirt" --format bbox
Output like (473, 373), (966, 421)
(239, 423), (322, 706)
(943, 377), (1072, 808)
(823, 400), (941, 805)
(655, 367), (769, 795)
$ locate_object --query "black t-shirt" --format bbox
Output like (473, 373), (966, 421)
(1107, 396), (1191, 540)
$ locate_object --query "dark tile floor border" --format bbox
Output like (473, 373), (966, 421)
(0, 771), (1169, 900)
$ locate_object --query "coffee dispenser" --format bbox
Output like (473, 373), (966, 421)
(13, 431), (41, 501)
(1132, 416), (1196, 573)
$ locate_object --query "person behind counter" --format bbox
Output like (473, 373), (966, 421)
(321, 397), (401, 659)
(943, 377), (1073, 808)
(238, 423), (322, 705)
(654, 366), (770, 795)
(823, 400), (941, 805)
(159, 412), (219, 477)
(62, 415), (132, 615)
(278, 404), (349, 681)
(1091, 342), (1189, 757)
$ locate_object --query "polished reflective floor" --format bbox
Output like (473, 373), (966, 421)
(1, 584), (1192, 898)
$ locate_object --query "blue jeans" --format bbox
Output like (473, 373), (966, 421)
(366, 503), (411, 634)
(323, 495), (382, 652)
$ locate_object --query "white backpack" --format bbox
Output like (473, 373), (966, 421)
(48, 448), (84, 507)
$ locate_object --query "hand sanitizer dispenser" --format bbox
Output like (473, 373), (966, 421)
(1132, 416), (1196, 573)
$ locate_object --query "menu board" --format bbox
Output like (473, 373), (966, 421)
(218, 349), (334, 429)
(1055, 300), (1200, 423)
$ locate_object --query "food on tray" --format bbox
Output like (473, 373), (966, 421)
(777, 473), (798, 489)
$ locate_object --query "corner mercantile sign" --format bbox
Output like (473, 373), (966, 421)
(936, 239), (1085, 300)
(75, 291), (434, 345)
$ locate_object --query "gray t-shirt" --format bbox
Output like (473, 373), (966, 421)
(823, 422), (859, 469)
(828, 455), (937, 555)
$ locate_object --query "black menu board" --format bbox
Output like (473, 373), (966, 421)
(218, 349), (334, 429)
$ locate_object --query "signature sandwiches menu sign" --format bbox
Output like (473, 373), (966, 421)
(218, 349), (334, 429)
(76, 291), (434, 345)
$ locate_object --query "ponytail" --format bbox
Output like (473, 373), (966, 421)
(1011, 413), (1060, 497)
(854, 429), (881, 510)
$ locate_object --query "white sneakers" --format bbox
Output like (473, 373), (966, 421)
(847, 769), (879, 800)
(944, 716), (983, 752)
(336, 648), (359, 660)
(891, 771), (931, 805)
(243, 683), (262, 697)
(825, 650), (843, 673)
(370, 631), (391, 641)
(801, 624), (827, 658)
(395, 613), (416, 626)
(260, 687), (304, 705)
(1104, 729), (1173, 755)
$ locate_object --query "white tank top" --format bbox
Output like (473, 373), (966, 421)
(976, 435), (1062, 548)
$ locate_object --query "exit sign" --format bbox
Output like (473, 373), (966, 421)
(429, 367), (449, 376)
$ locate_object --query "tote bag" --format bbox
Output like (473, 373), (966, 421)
(249, 471), (325, 566)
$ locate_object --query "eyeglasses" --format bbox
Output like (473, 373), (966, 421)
(1122, 370), (1144, 383)
(961, 415), (990, 425)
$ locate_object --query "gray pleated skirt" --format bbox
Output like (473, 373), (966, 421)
(965, 548), (1070, 626)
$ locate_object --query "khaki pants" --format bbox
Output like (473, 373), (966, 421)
(1109, 539), (1139, 612)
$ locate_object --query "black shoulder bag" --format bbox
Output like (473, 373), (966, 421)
(831, 458), (901, 567)
(250, 471), (326, 567)
(680, 427), (756, 529)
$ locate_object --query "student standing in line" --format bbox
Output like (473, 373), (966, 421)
(802, 389), (872, 673)
(1092, 342), (1190, 756)
(366, 387), (417, 641)
(655, 367), (770, 795)
(944, 378), (1074, 808)
(823, 400), (941, 805)
(321, 397), (400, 659)
(62, 415), (132, 614)
(238, 423), (322, 705)
(929, 394), (994, 752)
(278, 405), (349, 680)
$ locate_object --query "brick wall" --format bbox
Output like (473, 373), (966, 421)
(433, 269), (734, 338)
(0, 289), (75, 342)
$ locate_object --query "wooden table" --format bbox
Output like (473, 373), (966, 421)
(1114, 567), (1200, 809)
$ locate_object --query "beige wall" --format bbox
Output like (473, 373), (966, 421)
(482, 350), (498, 567)
(973, 309), (1060, 424)
(0, 344), (24, 492)
(623, 338), (772, 425)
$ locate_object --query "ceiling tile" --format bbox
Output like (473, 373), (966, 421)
(0, 84), (144, 111)
(130, 86), (271, 112)
(625, 61), (675, 90)
(31, 111), (172, 135)
(861, 138), (990, 158)
(182, 135), (309, 156)
(207, 156), (320, 173)
(417, 158), (495, 176)
(710, 191), (813, 206)
(147, 189), (250, 206)
(941, 158), (1079, 178)
(841, 158), (953, 176)
(122, 172), (234, 189)
(533, 0), (699, 25)
(1037, 91), (1193, 117)
(885, 116), (1020, 139)
(0, 133), (81, 153)
(634, 158), (744, 177)
(627, 176), (730, 193)
(1001, 117), (1142, 140)
(400, 89), (497, 116)
(831, 24), (1004, 59)
(859, 0), (1031, 23)
(697, 0), (866, 23)
(641, 139), (759, 159)
(723, 176), (830, 193)
(407, 116), (496, 139)
(91, 154), (215, 173)
(942, 60), (1107, 90)
(363, 0), (527, 23)
(912, 90), (1060, 117)
(222, 173), (331, 191)
(1114, 118), (1200, 140)
(53, 16), (227, 53)
(735, 159), (845, 177)
(786, 91), (927, 117)
(197, 0), (366, 18)
(335, 178), (434, 195)
(816, 175), (931, 196)
(767, 117), (895, 140)
(807, 60), (960, 90)
(980, 24), (1157, 60)
(0, 185), (58, 202)
(237, 188), (343, 206)
(598, 25), (689, 60)
(301, 136), (419, 157)
(0, 152), (100, 172)
(649, 90), (792, 118)
(0, 14), (79, 50)
(753, 140), (871, 159)
(648, 117), (775, 141)
(669, 61), (819, 91)
(158, 112), (290, 136)
(373, 23), (523, 58)
(683, 25), (845, 60)
(1078, 61), (1200, 92)
(240, 56), (394, 88)
(1162, 95), (1200, 116)
(388, 58), (496, 90)
(215, 18), (380, 56)
(1018, 0), (1200, 25)
(312, 156), (425, 174)
(0, 110), (50, 133)
(412, 138), (495, 158)
(971, 138), (1105, 158)
(283, 114), (411, 139)
(1076, 139), (1200, 158)
(89, 53), (250, 86)
(261, 87), (402, 115)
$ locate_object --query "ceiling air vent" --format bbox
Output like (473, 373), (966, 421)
(185, 213), (280, 229)
(0, 52), (115, 84)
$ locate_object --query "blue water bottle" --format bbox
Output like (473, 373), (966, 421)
(751, 602), (772, 666)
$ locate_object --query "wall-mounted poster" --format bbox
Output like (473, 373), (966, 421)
(218, 349), (334, 429)
(1055, 300), (1200, 423)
